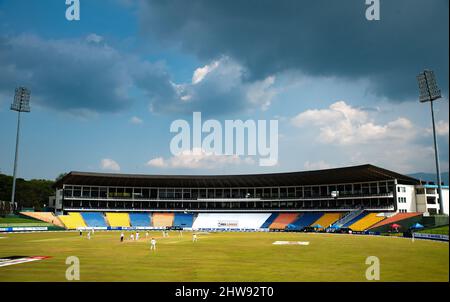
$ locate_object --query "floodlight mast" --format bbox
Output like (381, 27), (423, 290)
(417, 70), (444, 214)
(10, 87), (31, 213)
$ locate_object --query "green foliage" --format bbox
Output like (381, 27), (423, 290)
(0, 173), (54, 212)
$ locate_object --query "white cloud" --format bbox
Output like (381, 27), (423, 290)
(433, 120), (449, 136)
(146, 157), (166, 168)
(291, 101), (415, 145)
(155, 56), (278, 114)
(303, 160), (333, 170)
(287, 100), (449, 174)
(146, 148), (255, 169)
(130, 116), (143, 124)
(100, 158), (121, 172)
(246, 75), (277, 111)
(192, 60), (220, 84)
(86, 33), (104, 44)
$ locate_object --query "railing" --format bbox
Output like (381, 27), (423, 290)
(333, 208), (365, 227)
(63, 192), (394, 201)
(62, 205), (395, 213)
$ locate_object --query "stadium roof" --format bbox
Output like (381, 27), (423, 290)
(54, 164), (420, 188)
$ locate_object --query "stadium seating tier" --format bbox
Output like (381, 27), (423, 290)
(173, 213), (195, 228)
(105, 213), (130, 227)
(129, 213), (152, 227)
(269, 213), (300, 229)
(58, 212), (87, 229)
(20, 212), (65, 227)
(348, 213), (385, 231)
(312, 213), (343, 229)
(81, 212), (107, 227)
(287, 212), (324, 230)
(152, 213), (175, 227)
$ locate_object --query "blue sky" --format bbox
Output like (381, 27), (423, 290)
(0, 0), (448, 180)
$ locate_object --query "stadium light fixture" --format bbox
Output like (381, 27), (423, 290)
(416, 70), (444, 214)
(10, 87), (31, 212)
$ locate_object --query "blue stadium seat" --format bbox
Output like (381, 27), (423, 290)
(129, 213), (151, 227)
(289, 212), (323, 230)
(342, 212), (369, 227)
(173, 213), (194, 228)
(260, 213), (278, 228)
(81, 212), (107, 227)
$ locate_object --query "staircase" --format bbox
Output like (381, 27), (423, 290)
(333, 208), (364, 228)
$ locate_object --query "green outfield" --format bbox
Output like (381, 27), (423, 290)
(0, 231), (448, 282)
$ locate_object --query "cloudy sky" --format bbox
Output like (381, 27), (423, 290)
(0, 0), (448, 180)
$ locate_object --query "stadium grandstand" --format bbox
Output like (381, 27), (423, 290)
(39, 164), (449, 232)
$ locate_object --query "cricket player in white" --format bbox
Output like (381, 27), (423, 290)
(130, 233), (134, 241)
(150, 238), (156, 251)
(87, 231), (91, 240)
(192, 233), (198, 242)
(136, 232), (140, 241)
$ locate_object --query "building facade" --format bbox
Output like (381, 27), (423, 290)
(52, 164), (448, 215)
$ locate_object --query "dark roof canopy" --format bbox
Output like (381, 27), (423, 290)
(54, 164), (419, 188)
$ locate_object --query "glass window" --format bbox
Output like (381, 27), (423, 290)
(271, 188), (279, 199)
(82, 187), (90, 198)
(100, 188), (107, 198)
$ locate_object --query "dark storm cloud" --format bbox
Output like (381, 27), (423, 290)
(0, 34), (176, 115)
(138, 0), (449, 100)
(0, 35), (269, 116)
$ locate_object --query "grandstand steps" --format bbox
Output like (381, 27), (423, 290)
(106, 212), (130, 227)
(269, 213), (299, 230)
(173, 213), (195, 228)
(20, 211), (65, 228)
(333, 208), (364, 227)
(58, 212), (87, 229)
(312, 213), (343, 229)
(287, 212), (324, 230)
(348, 212), (385, 231)
(261, 213), (278, 228)
(129, 213), (151, 227)
(342, 212), (370, 228)
(152, 213), (174, 228)
(80, 212), (108, 228)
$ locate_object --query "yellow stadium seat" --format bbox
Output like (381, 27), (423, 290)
(349, 213), (385, 231)
(106, 213), (130, 227)
(58, 212), (87, 229)
(311, 213), (343, 228)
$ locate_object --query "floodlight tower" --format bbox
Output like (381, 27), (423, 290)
(416, 70), (444, 214)
(10, 87), (31, 212)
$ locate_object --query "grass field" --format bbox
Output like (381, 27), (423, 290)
(417, 225), (449, 235)
(0, 231), (448, 282)
(0, 217), (53, 228)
